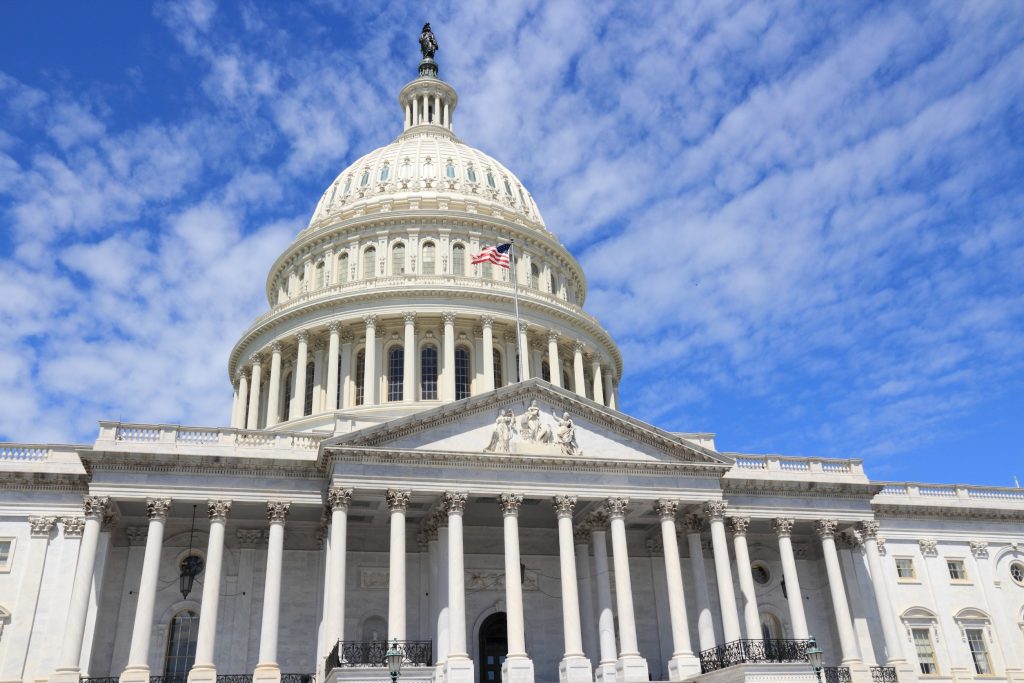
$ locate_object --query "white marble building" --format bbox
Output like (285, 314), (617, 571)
(2, 30), (1024, 683)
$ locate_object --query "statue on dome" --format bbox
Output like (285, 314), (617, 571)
(556, 412), (581, 456)
(419, 23), (439, 60)
(519, 399), (552, 443)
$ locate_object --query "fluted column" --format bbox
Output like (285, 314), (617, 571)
(573, 525), (598, 663)
(290, 331), (308, 419)
(52, 497), (109, 683)
(363, 316), (377, 405)
(772, 518), (808, 639)
(339, 331), (353, 409)
(481, 317), (495, 391)
(499, 494), (534, 683)
(325, 323), (340, 411)
(857, 522), (906, 665)
(266, 343), (283, 427)
(605, 497), (648, 682)
(603, 370), (616, 410)
(254, 502), (290, 683)
(572, 342), (586, 397)
(386, 489), (410, 641)
(654, 501), (699, 680)
(681, 514), (716, 651)
(246, 356), (263, 429)
(326, 488), (352, 647)
(816, 520), (861, 665)
(705, 501), (741, 643)
(728, 517), (762, 641)
(442, 312), (457, 400)
(403, 313), (416, 402)
(517, 322), (530, 380)
(188, 501), (232, 683)
(434, 512), (450, 669)
(591, 359), (604, 406)
(548, 332), (562, 387)
(553, 496), (592, 683)
(443, 492), (473, 683)
(589, 512), (618, 683)
(232, 370), (246, 427)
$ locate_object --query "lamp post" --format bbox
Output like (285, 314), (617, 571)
(385, 639), (404, 683)
(806, 635), (824, 683)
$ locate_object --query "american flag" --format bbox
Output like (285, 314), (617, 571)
(471, 243), (512, 268)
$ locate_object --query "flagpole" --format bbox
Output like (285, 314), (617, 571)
(509, 239), (524, 382)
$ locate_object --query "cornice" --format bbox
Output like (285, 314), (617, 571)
(721, 477), (883, 500)
(83, 451), (319, 479)
(872, 502), (1024, 522)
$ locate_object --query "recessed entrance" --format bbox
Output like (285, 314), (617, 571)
(478, 612), (507, 683)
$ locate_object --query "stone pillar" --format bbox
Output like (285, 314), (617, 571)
(326, 488), (352, 647)
(482, 317), (495, 391)
(339, 331), (353, 409)
(574, 525), (598, 664)
(312, 342), (325, 413)
(603, 370), (615, 409)
(572, 342), (586, 397)
(518, 322), (530, 381)
(654, 501), (699, 680)
(443, 312), (457, 400)
(589, 512), (618, 683)
(386, 489), (411, 641)
(246, 356), (263, 430)
(264, 342), (282, 426)
(362, 316), (377, 405)
(553, 496), (592, 683)
(729, 517), (762, 641)
(682, 514), (716, 651)
(504, 330), (518, 384)
(443, 492), (473, 683)
(705, 501), (741, 643)
(499, 494), (534, 683)
(548, 332), (562, 387)
(591, 359), (604, 406)
(857, 522), (907, 665)
(772, 518), (808, 639)
(290, 331), (309, 419)
(403, 313), (416, 402)
(188, 501), (232, 683)
(605, 498), (648, 682)
(232, 370), (247, 428)
(0, 516), (56, 683)
(254, 501), (290, 683)
(325, 323), (340, 411)
(434, 512), (450, 671)
(816, 520), (861, 665)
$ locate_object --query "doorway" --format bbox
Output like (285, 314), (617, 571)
(478, 612), (508, 683)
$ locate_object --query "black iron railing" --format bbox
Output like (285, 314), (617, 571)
(870, 667), (898, 683)
(823, 667), (852, 683)
(82, 678), (119, 683)
(216, 676), (253, 683)
(325, 640), (433, 671)
(280, 674), (314, 683)
(150, 676), (187, 683)
(699, 639), (810, 673)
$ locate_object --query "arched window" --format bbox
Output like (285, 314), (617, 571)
(519, 188), (527, 206)
(343, 177), (352, 194)
(541, 361), (550, 382)
(354, 350), (365, 406)
(379, 164), (390, 182)
(338, 253), (349, 284)
(422, 158), (434, 177)
(760, 613), (783, 640)
(363, 247), (376, 280)
(563, 369), (571, 390)
(283, 371), (293, 419)
(421, 242), (436, 275)
(452, 244), (466, 275)
(163, 609), (199, 679)
(467, 166), (477, 183)
(481, 261), (493, 280)
(420, 345), (438, 400)
(445, 161), (456, 179)
(584, 368), (594, 399)
(399, 159), (412, 180)
(530, 263), (540, 289)
(314, 261), (324, 289)
(504, 178), (513, 195)
(455, 346), (471, 400)
(548, 271), (556, 294)
(392, 243), (406, 275)
(360, 170), (369, 187)
(486, 172), (496, 188)
(388, 346), (404, 402)
(303, 362), (315, 415)
(493, 349), (503, 389)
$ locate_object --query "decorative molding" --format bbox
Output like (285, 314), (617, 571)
(82, 495), (111, 520)
(604, 496), (629, 518)
(682, 513), (705, 535)
(552, 494), (577, 518)
(207, 500), (232, 522)
(271, 341), (283, 354)
(654, 499), (677, 521)
(146, 498), (172, 520)
(728, 516), (751, 536)
(919, 538), (938, 556)
(363, 314), (377, 329)
(773, 517), (795, 538)
(125, 526), (148, 545)
(386, 488), (412, 512)
(498, 493), (523, 516)
(876, 536), (887, 555)
(815, 519), (839, 540)
(442, 311), (457, 325)
(28, 516), (57, 537)
(237, 529), (263, 547)
(443, 491), (468, 514)
(62, 517), (85, 537)
(792, 544), (809, 559)
(969, 540), (989, 558)
(327, 486), (353, 511)
(481, 316), (493, 329)
(573, 524), (591, 545)
(403, 311), (417, 325)
(588, 509), (609, 531)
(266, 501), (291, 523)
(857, 521), (881, 539)
(703, 500), (728, 520)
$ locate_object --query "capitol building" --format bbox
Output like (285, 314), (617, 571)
(3, 28), (1024, 683)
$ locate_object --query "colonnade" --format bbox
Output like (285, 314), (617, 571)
(230, 314), (619, 430)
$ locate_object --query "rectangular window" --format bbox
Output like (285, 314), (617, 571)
(947, 559), (968, 581)
(0, 539), (12, 571)
(912, 628), (938, 675)
(966, 628), (991, 675)
(896, 558), (916, 579)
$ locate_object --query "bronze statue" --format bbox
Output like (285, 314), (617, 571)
(420, 23), (438, 59)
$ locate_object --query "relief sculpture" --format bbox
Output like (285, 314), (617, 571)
(484, 400), (581, 456)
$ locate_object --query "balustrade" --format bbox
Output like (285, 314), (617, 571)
(698, 639), (810, 673)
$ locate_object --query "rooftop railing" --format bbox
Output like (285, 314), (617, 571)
(729, 454), (864, 476)
(876, 482), (1024, 502)
(96, 422), (327, 452)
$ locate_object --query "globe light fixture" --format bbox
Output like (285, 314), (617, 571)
(806, 635), (824, 682)
(179, 504), (202, 599)
(385, 639), (404, 683)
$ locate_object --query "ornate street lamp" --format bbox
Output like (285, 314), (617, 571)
(806, 635), (824, 683)
(385, 639), (404, 683)
(179, 505), (203, 599)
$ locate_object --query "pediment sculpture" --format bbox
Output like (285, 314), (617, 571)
(484, 400), (582, 456)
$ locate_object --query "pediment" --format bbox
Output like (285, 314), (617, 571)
(324, 379), (730, 467)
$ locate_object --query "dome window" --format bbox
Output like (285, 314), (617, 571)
(452, 244), (466, 275)
(422, 159), (434, 177)
(421, 242), (436, 275)
(343, 177), (351, 193)
(467, 166), (477, 183)
(379, 164), (390, 182)
(445, 161), (456, 179)
(399, 159), (412, 180)
(360, 170), (369, 187)
(486, 172), (496, 189)
(518, 188), (527, 207)
(504, 179), (513, 196)
(392, 243), (406, 275)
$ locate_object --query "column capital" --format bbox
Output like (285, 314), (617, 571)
(856, 521), (881, 539)
(266, 501), (291, 523)
(443, 490), (468, 515)
(772, 517), (795, 538)
(573, 524), (591, 545)
(815, 519), (839, 539)
(63, 517), (85, 537)
(919, 538), (938, 556)
(328, 321), (342, 333)
(207, 499), (232, 522)
(271, 341), (283, 354)
(573, 339), (585, 353)
(645, 536), (663, 556)
(234, 367), (244, 382)
(517, 320), (529, 333)
(604, 496), (630, 519)
(728, 516), (751, 536)
(703, 500), (728, 520)
(387, 488), (412, 512)
(681, 513), (704, 534)
(654, 498), (678, 521)
(340, 329), (354, 343)
(498, 493), (523, 516)
(969, 540), (989, 558)
(327, 486), (353, 511)
(82, 495), (111, 520)
(420, 519), (439, 542)
(442, 311), (457, 325)
(587, 509), (609, 530)
(146, 498), (172, 520)
(237, 528), (263, 547)
(125, 526), (148, 545)
(29, 515), (57, 537)
(471, 325), (483, 338)
(548, 330), (560, 343)
(403, 311), (417, 324)
(250, 353), (264, 367)
(552, 494), (577, 518)
(481, 315), (494, 329)
(363, 314), (378, 329)
(431, 508), (449, 529)
(296, 329), (309, 344)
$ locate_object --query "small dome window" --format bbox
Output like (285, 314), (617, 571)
(379, 164), (390, 181)
(518, 188), (527, 206)
(445, 161), (456, 179)
(504, 179), (513, 196)
(486, 172), (496, 189)
(327, 185), (337, 207)
(360, 170), (369, 187)
(343, 177), (351, 193)
(422, 158), (434, 177)
(467, 166), (477, 183)
(399, 159), (412, 180)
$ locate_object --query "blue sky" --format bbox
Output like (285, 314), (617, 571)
(1, 1), (1022, 486)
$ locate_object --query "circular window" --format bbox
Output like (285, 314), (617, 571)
(752, 562), (771, 585)
(1010, 562), (1024, 585)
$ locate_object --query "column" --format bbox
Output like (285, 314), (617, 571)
(816, 520), (861, 665)
(386, 489), (410, 641)
(771, 518), (808, 639)
(604, 497), (648, 682)
(187, 501), (232, 683)
(412, 97), (419, 126)
(681, 514), (716, 651)
(705, 501), (741, 643)
(363, 316), (377, 405)
(603, 371), (616, 410)
(121, 498), (171, 683)
(589, 512), (618, 683)
(232, 370), (246, 427)
(530, 342), (543, 381)
(325, 323), (340, 411)
(0, 516), (56, 683)
(729, 517), (762, 641)
(312, 342), (325, 412)
(254, 502), (290, 683)
(572, 342), (586, 397)
(246, 356), (263, 430)
(574, 525), (598, 664)
(443, 492), (473, 683)
(266, 343), (283, 427)
(548, 332), (562, 387)
(482, 317), (495, 391)
(423, 522), (440, 664)
(654, 501), (699, 680)
(290, 331), (308, 419)
(857, 522), (906, 665)
(434, 95), (441, 124)
(434, 511), (450, 671)
(504, 331), (518, 384)
(322, 487), (351, 652)
(444, 101), (450, 129)
(51, 497), (109, 683)
(553, 496), (592, 683)
(339, 330), (353, 409)
(499, 494), (535, 683)
(403, 313), (416, 402)
(591, 359), (604, 406)
(517, 322), (530, 381)
(442, 312), (456, 400)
